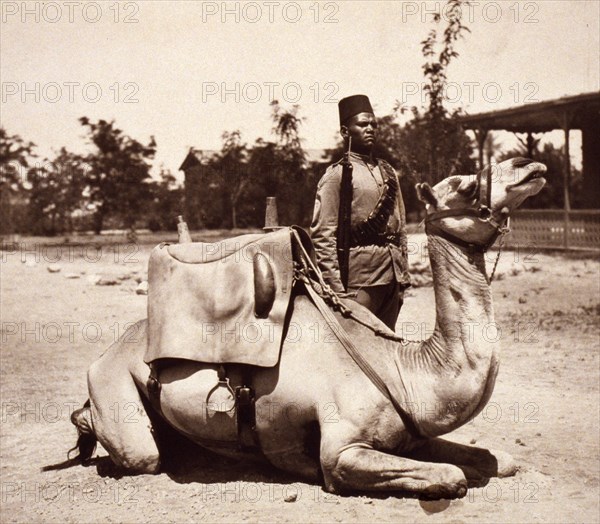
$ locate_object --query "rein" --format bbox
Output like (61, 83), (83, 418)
(424, 166), (511, 283)
(291, 229), (423, 438)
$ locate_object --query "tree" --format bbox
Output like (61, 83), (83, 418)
(27, 148), (87, 235)
(229, 101), (311, 228)
(0, 127), (35, 188)
(244, 138), (276, 227)
(269, 101), (310, 225)
(395, 110), (474, 196)
(0, 128), (36, 234)
(205, 130), (249, 229)
(147, 168), (184, 232)
(79, 117), (156, 234)
(396, 0), (475, 185)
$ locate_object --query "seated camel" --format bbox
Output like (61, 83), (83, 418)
(69, 157), (546, 500)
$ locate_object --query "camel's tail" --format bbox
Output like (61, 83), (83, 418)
(68, 399), (97, 465)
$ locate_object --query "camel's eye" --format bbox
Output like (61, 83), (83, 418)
(512, 157), (534, 168)
(457, 178), (479, 199)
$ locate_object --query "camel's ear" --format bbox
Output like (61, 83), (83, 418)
(416, 183), (438, 208)
(457, 177), (479, 199)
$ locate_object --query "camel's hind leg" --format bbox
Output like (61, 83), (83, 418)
(86, 320), (161, 474)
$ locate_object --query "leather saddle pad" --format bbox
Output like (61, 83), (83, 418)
(145, 227), (295, 367)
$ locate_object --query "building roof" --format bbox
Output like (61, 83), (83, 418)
(459, 91), (600, 133)
(179, 149), (219, 171)
(179, 147), (329, 171)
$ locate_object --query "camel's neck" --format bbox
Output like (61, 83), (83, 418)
(334, 233), (499, 437)
(423, 234), (495, 372)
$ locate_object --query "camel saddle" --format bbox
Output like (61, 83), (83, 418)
(145, 227), (297, 367)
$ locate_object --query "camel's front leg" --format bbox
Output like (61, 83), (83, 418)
(406, 437), (517, 479)
(320, 437), (468, 499)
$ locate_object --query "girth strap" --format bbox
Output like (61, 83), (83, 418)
(147, 362), (162, 413)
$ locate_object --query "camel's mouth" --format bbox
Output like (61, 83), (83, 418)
(507, 163), (547, 190)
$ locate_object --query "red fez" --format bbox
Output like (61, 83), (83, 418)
(338, 94), (374, 125)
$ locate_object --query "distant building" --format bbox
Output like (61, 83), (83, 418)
(178, 149), (219, 229)
(460, 91), (600, 250)
(179, 147), (329, 229)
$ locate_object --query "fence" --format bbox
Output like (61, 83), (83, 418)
(503, 209), (600, 251)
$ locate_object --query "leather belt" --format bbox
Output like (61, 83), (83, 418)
(351, 232), (401, 248)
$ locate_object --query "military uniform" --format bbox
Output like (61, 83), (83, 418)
(310, 151), (411, 328)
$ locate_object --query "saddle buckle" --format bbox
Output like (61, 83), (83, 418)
(235, 386), (258, 450)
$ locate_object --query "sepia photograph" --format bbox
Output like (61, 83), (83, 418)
(1, 1), (599, 522)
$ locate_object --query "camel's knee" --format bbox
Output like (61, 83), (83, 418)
(322, 448), (368, 494)
(87, 355), (116, 394)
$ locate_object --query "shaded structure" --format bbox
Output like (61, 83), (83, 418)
(460, 92), (600, 250)
(179, 149), (219, 229)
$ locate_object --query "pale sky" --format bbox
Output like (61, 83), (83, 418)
(1, 0), (599, 179)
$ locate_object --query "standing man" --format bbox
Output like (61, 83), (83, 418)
(310, 94), (410, 330)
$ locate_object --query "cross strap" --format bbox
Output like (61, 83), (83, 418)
(301, 281), (424, 440)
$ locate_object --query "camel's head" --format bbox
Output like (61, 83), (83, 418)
(416, 157), (547, 247)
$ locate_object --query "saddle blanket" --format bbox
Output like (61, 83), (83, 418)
(145, 227), (295, 367)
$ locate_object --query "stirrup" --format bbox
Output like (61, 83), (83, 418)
(206, 365), (236, 413)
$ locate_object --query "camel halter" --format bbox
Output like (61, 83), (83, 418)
(424, 166), (511, 282)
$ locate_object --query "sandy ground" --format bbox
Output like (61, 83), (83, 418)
(1, 232), (599, 523)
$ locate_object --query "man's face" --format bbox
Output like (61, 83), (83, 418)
(341, 112), (377, 151)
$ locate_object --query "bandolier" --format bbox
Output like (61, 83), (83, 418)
(310, 94), (410, 330)
(350, 159), (401, 248)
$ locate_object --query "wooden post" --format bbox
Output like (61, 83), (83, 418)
(177, 215), (192, 243)
(561, 112), (572, 249)
(526, 132), (534, 159)
(264, 197), (281, 232)
(581, 116), (600, 208)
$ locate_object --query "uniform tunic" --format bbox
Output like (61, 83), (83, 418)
(310, 152), (410, 295)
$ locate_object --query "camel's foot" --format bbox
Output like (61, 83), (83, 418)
(419, 478), (468, 501)
(488, 448), (518, 477)
(413, 464), (469, 500)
